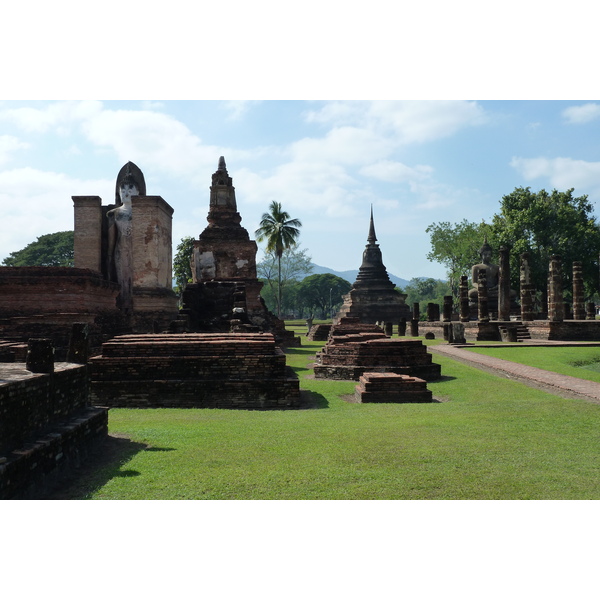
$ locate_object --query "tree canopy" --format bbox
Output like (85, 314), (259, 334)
(426, 220), (491, 296)
(173, 236), (195, 295)
(1, 231), (74, 267)
(427, 187), (600, 303)
(297, 273), (352, 319)
(255, 201), (303, 317)
(491, 187), (600, 299)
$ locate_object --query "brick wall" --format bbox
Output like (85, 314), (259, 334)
(0, 362), (108, 499)
(0, 267), (119, 316)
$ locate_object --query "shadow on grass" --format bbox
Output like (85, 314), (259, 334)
(433, 375), (457, 383)
(300, 390), (329, 409)
(45, 434), (150, 499)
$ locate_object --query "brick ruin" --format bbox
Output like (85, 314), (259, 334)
(420, 245), (600, 343)
(314, 318), (441, 381)
(0, 162), (179, 358)
(88, 332), (301, 409)
(335, 207), (411, 329)
(0, 340), (108, 499)
(0, 267), (124, 359)
(354, 372), (433, 403)
(179, 157), (298, 346)
(73, 161), (179, 332)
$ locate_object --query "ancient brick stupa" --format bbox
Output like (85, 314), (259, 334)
(334, 207), (410, 327)
(180, 157), (297, 344)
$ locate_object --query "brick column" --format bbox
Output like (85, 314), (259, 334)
(498, 245), (511, 321)
(412, 302), (420, 321)
(548, 255), (564, 322)
(410, 319), (419, 336)
(459, 275), (470, 322)
(398, 319), (407, 336)
(72, 196), (103, 272)
(442, 296), (453, 322)
(477, 268), (489, 323)
(572, 261), (586, 320)
(586, 302), (596, 320)
(520, 252), (536, 321)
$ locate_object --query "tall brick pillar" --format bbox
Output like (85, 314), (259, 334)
(72, 196), (103, 272)
(498, 245), (511, 321)
(477, 268), (490, 323)
(412, 302), (420, 321)
(459, 275), (470, 322)
(520, 252), (535, 321)
(442, 296), (453, 322)
(572, 261), (585, 320)
(548, 255), (564, 322)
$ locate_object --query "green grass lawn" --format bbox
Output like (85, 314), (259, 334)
(466, 345), (600, 383)
(67, 327), (600, 500)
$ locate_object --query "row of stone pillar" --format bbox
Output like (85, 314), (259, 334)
(459, 250), (595, 323)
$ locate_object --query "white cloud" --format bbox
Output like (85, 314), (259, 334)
(221, 101), (261, 120)
(0, 135), (29, 165)
(562, 103), (600, 124)
(305, 100), (487, 145)
(510, 156), (600, 197)
(0, 101), (103, 133)
(290, 126), (394, 165)
(80, 108), (223, 180)
(359, 160), (433, 183)
(0, 168), (112, 261)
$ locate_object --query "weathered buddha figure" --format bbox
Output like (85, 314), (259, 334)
(468, 240), (518, 315)
(107, 166), (138, 310)
(469, 240), (499, 300)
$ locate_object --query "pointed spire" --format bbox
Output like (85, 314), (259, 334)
(367, 205), (377, 244)
(218, 156), (227, 171)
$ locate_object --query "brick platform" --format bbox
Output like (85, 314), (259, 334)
(314, 319), (441, 381)
(354, 372), (433, 403)
(89, 333), (302, 409)
(0, 362), (108, 499)
(307, 324), (331, 341)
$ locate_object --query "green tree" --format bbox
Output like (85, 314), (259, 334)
(257, 246), (312, 315)
(173, 236), (195, 295)
(491, 187), (600, 301)
(2, 231), (74, 267)
(426, 220), (494, 297)
(297, 273), (352, 319)
(402, 277), (452, 317)
(255, 201), (302, 317)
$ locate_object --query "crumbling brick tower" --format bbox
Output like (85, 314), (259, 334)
(181, 157), (295, 343)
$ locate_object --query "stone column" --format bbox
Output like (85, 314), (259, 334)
(410, 319), (419, 337)
(459, 275), (470, 322)
(477, 268), (490, 323)
(442, 296), (453, 322)
(385, 322), (393, 337)
(586, 302), (596, 320)
(26, 338), (54, 373)
(398, 318), (407, 336)
(498, 245), (511, 321)
(72, 196), (103, 272)
(67, 323), (90, 364)
(412, 303), (420, 321)
(426, 303), (439, 322)
(572, 261), (585, 320)
(520, 252), (536, 321)
(548, 255), (564, 322)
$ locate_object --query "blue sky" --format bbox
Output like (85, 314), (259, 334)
(1, 100), (600, 281)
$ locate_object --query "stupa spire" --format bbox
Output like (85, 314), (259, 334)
(367, 204), (377, 244)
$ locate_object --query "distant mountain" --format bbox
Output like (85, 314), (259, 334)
(307, 263), (411, 289)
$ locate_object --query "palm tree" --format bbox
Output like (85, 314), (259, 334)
(255, 201), (302, 318)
